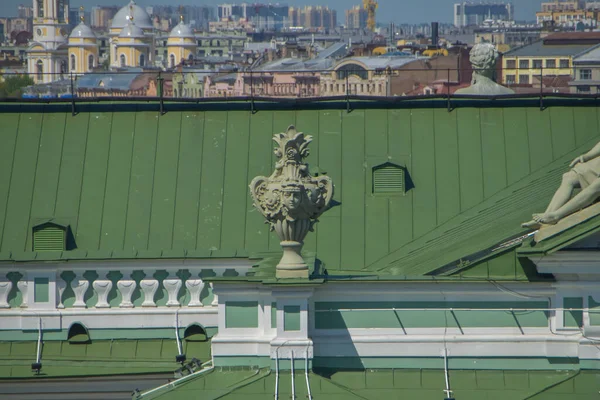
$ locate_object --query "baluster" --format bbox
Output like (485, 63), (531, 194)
(117, 272), (136, 308)
(71, 272), (89, 308)
(17, 274), (28, 308)
(140, 270), (159, 307)
(0, 273), (12, 308)
(163, 270), (182, 307)
(93, 271), (113, 308)
(210, 282), (218, 307)
(185, 276), (204, 307)
(56, 273), (67, 309)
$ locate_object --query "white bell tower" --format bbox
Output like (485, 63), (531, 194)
(28, 0), (71, 84)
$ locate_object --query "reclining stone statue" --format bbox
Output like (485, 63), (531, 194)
(522, 140), (600, 229)
(454, 43), (514, 96)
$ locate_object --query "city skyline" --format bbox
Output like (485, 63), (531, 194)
(0, 0), (540, 24)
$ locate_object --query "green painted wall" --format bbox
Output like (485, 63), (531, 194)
(33, 277), (48, 303)
(315, 301), (549, 329)
(225, 301), (259, 328)
(564, 297), (583, 328)
(283, 305), (300, 331)
(589, 296), (600, 325)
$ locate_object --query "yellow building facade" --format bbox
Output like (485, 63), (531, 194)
(116, 22), (151, 68)
(109, 1), (154, 68)
(27, 0), (70, 83)
(67, 18), (98, 75)
(502, 53), (573, 85)
(167, 19), (197, 68)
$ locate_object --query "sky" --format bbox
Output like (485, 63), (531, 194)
(0, 0), (541, 24)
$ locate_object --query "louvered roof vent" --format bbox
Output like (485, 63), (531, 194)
(32, 222), (68, 252)
(373, 163), (406, 194)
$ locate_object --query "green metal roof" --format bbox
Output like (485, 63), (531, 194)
(141, 367), (598, 400)
(0, 339), (209, 379)
(0, 100), (598, 279)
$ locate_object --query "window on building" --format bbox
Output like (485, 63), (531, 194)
(139, 53), (145, 67)
(519, 59), (530, 69)
(506, 59), (516, 69)
(170, 54), (175, 68)
(579, 69), (592, 80)
(36, 59), (43, 81)
(120, 54), (126, 67)
(88, 54), (94, 71)
(546, 59), (556, 68)
(519, 74), (530, 84)
(506, 75), (516, 84)
(559, 59), (570, 68)
(577, 85), (591, 93)
(37, 0), (43, 18)
(57, 0), (65, 22)
(33, 223), (67, 251)
(532, 59), (543, 69)
(70, 54), (76, 71)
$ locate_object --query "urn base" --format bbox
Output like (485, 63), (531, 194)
(276, 241), (309, 279)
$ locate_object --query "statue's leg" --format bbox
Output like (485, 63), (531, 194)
(549, 178), (600, 221)
(522, 171), (580, 228)
(545, 171), (580, 213)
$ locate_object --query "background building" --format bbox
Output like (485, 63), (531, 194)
(345, 5), (368, 30)
(218, 3), (289, 31)
(536, 1), (599, 27)
(453, 2), (514, 27)
(90, 6), (118, 29)
(289, 6), (337, 30)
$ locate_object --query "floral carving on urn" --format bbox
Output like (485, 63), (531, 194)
(250, 125), (334, 278)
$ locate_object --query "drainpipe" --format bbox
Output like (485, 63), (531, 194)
(305, 346), (312, 400)
(443, 348), (454, 400)
(291, 350), (295, 400)
(175, 309), (186, 363)
(274, 348), (279, 400)
(32, 317), (42, 374)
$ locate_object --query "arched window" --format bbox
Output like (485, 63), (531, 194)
(67, 322), (90, 344)
(70, 54), (76, 71)
(88, 54), (94, 71)
(120, 54), (126, 67)
(184, 324), (207, 342)
(372, 162), (409, 194)
(188, 53), (194, 61)
(170, 54), (175, 68)
(36, 60), (43, 81)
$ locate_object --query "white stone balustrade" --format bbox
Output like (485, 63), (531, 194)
(0, 274), (12, 309)
(0, 266), (249, 310)
(163, 271), (182, 307)
(186, 277), (205, 307)
(140, 270), (159, 307)
(93, 272), (113, 308)
(17, 275), (28, 308)
(71, 272), (90, 308)
(117, 272), (136, 308)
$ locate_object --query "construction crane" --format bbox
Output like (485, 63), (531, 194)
(363, 0), (378, 31)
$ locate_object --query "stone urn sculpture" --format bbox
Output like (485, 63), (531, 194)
(250, 126), (334, 278)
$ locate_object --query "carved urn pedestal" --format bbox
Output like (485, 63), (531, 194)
(250, 126), (334, 279)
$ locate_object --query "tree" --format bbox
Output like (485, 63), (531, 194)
(0, 74), (34, 98)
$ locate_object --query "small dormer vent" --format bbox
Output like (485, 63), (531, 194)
(32, 222), (67, 252)
(373, 163), (406, 194)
